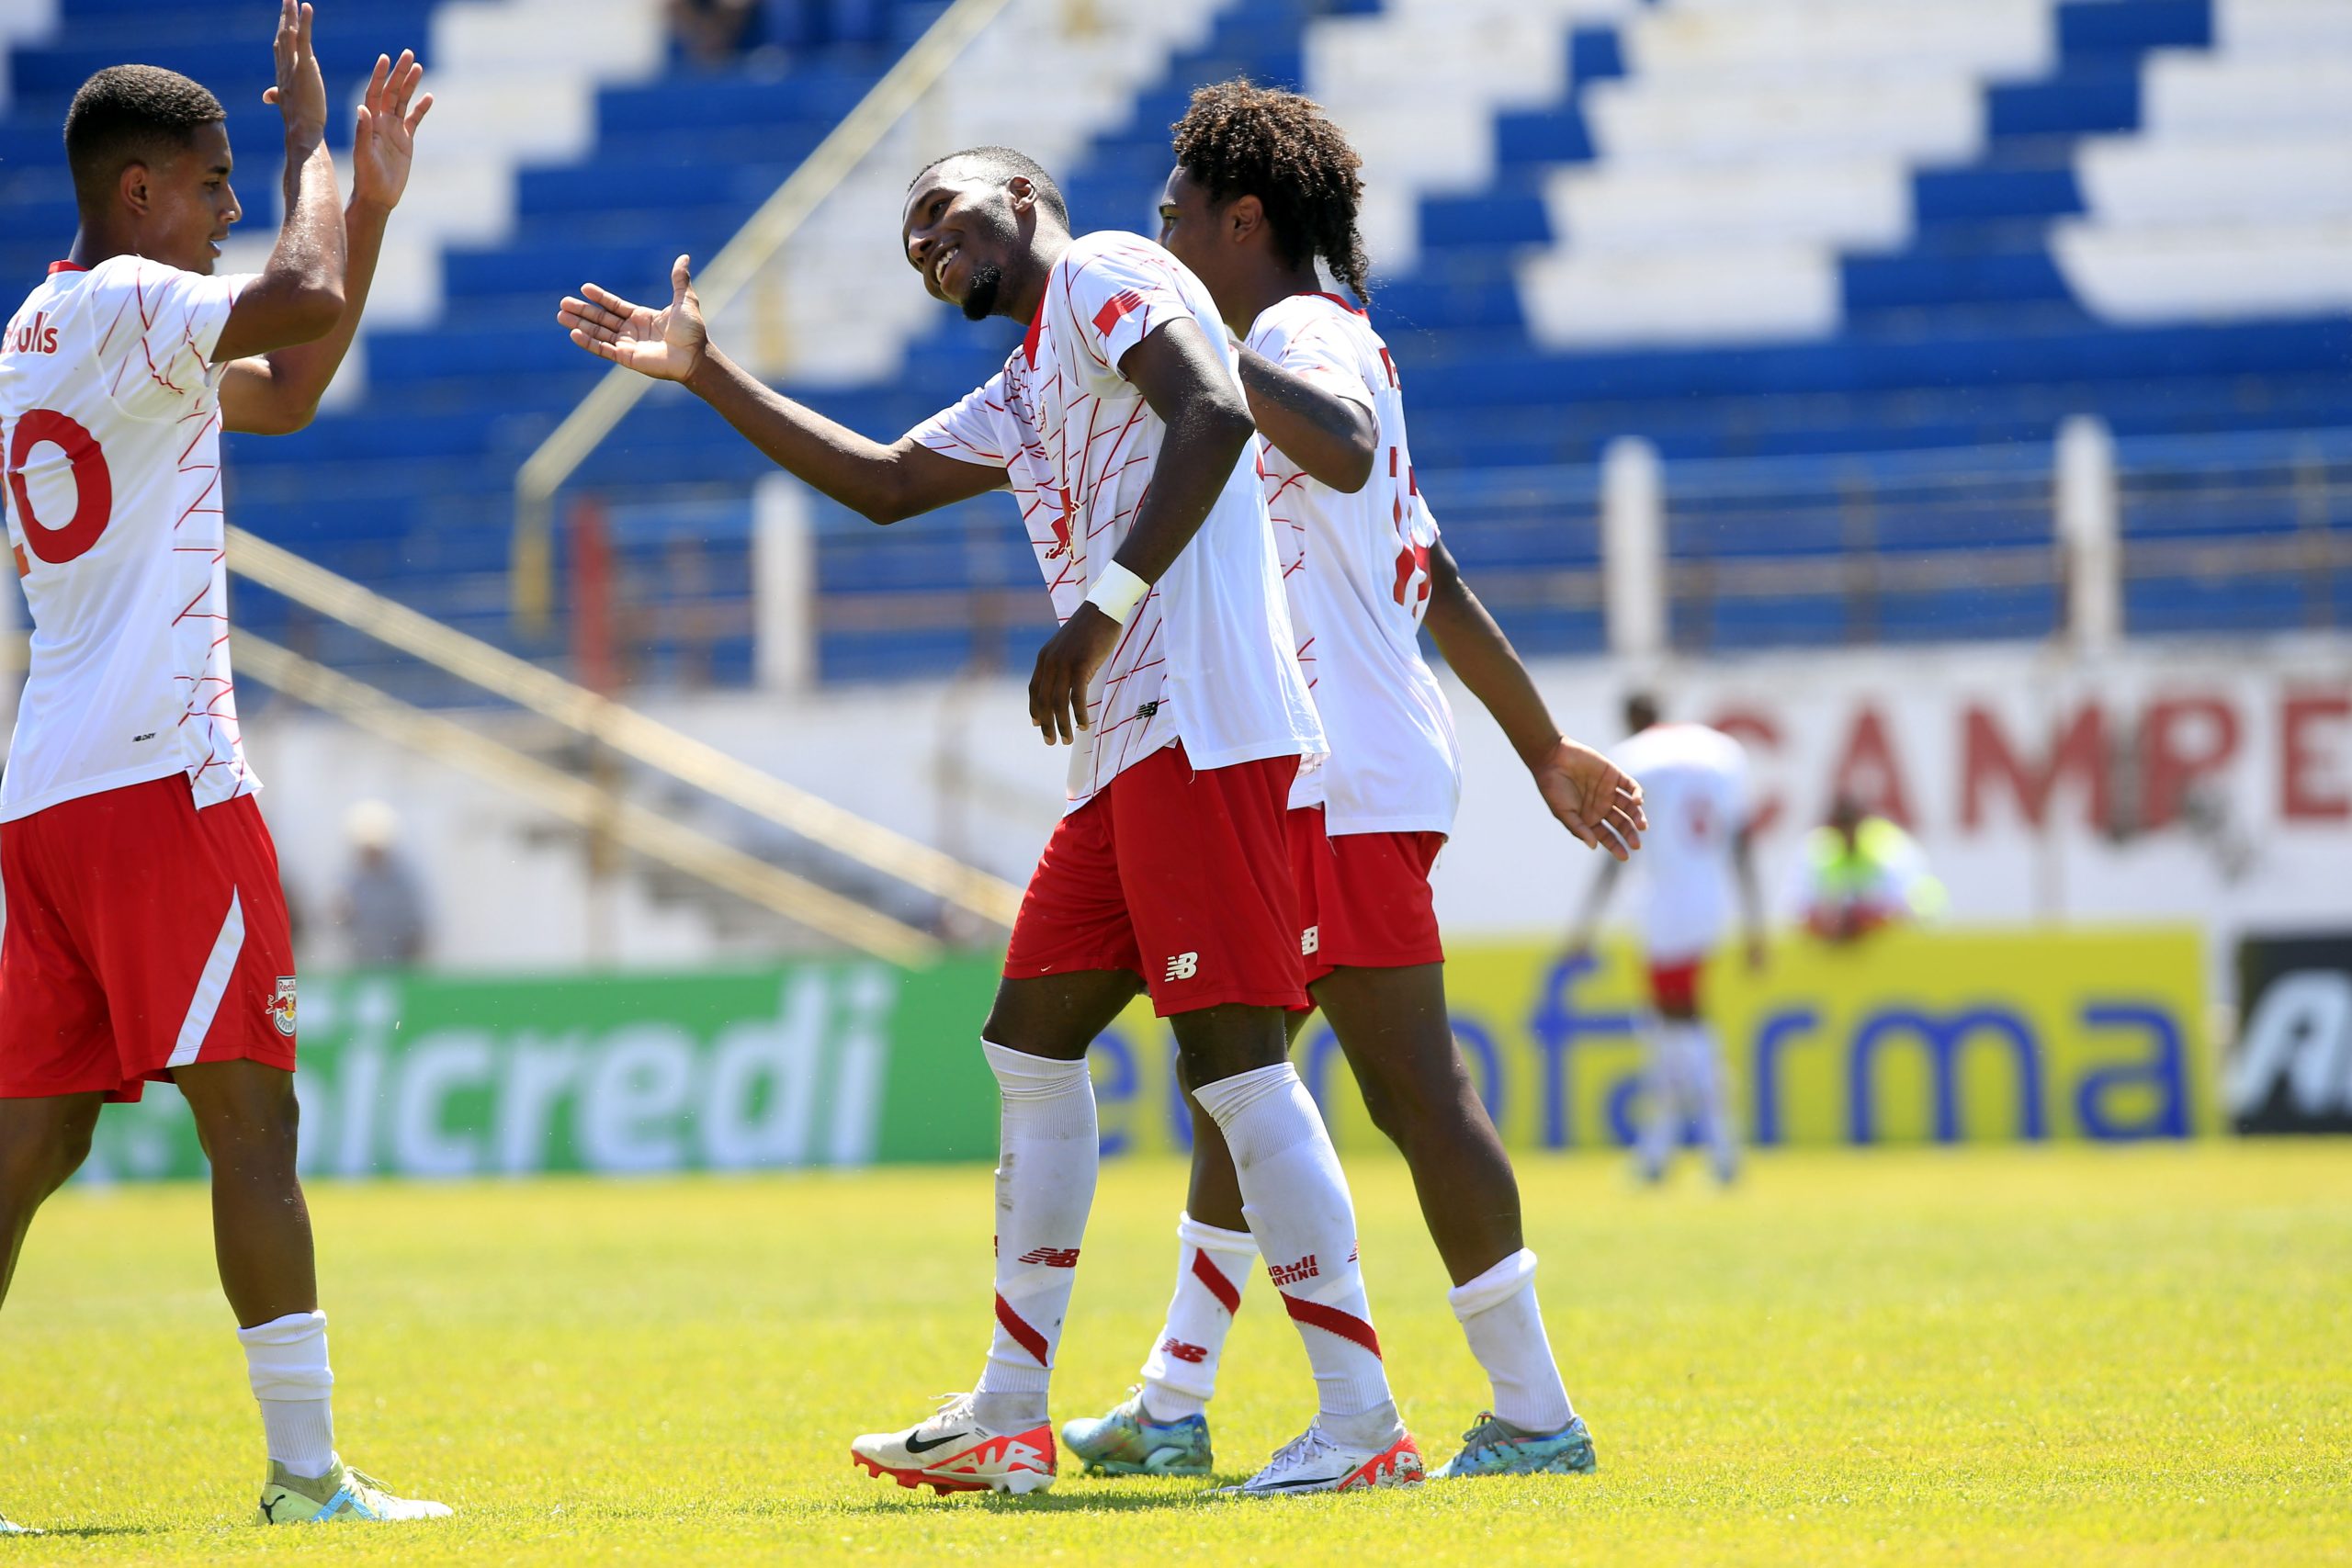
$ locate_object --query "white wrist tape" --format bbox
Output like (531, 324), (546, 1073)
(1083, 560), (1150, 625)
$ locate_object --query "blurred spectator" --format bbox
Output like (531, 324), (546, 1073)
(334, 800), (430, 969)
(669, 0), (759, 64)
(1796, 793), (1947, 944)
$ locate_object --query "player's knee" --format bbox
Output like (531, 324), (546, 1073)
(187, 1080), (301, 1169)
(0, 1114), (94, 1199)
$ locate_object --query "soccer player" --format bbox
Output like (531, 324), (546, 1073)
(1569, 694), (1765, 1186)
(0, 5), (447, 1529)
(557, 146), (1532, 1496)
(1057, 83), (1647, 1483)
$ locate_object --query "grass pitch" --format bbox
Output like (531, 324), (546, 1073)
(1, 1142), (2346, 1565)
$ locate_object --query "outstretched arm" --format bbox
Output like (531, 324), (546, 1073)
(1025, 319), (1257, 744)
(224, 50), (432, 434)
(212, 0), (346, 365)
(559, 258), (1004, 524)
(1423, 538), (1645, 860)
(1236, 345), (1375, 493)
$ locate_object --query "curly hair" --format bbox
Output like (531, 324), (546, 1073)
(64, 65), (225, 200)
(1170, 80), (1372, 302)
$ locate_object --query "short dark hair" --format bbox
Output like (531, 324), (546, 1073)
(64, 65), (225, 201)
(908, 145), (1069, 228)
(1625, 692), (1662, 733)
(1171, 80), (1372, 302)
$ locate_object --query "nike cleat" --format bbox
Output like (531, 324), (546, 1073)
(255, 1454), (452, 1523)
(0, 1511), (40, 1536)
(851, 1393), (1057, 1496)
(1432, 1411), (1598, 1478)
(1210, 1425), (1423, 1497)
(1061, 1388), (1213, 1476)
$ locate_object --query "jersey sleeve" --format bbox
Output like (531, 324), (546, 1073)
(909, 370), (1019, 480)
(81, 257), (251, 423)
(1260, 311), (1377, 412)
(1060, 241), (1195, 381)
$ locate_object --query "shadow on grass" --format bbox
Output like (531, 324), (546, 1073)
(16, 1525), (164, 1538)
(831, 1480), (1237, 1517)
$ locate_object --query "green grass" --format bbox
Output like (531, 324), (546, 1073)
(2, 1143), (2346, 1564)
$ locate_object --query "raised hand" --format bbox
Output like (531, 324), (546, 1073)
(261, 0), (328, 142)
(560, 256), (708, 383)
(1532, 738), (1648, 861)
(352, 51), (433, 211)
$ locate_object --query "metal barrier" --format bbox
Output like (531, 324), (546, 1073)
(227, 526), (1024, 931)
(509, 0), (1016, 626)
(235, 633), (940, 964)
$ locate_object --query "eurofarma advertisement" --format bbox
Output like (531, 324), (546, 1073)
(80, 927), (2211, 1182)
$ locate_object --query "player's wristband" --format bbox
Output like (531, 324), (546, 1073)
(1083, 561), (1150, 625)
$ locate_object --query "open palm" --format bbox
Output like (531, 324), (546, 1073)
(352, 50), (432, 209)
(559, 256), (707, 382)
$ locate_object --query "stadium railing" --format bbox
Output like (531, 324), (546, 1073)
(222, 526), (1023, 952)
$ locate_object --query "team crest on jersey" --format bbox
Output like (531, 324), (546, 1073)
(270, 977), (299, 1037)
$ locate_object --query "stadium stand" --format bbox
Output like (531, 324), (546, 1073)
(1, 0), (2346, 686)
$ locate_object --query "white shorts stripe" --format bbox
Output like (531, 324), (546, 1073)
(166, 890), (246, 1069)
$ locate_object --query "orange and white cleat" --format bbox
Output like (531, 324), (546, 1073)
(851, 1393), (1058, 1496)
(1210, 1424), (1425, 1497)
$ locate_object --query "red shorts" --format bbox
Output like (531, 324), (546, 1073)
(1648, 958), (1705, 1014)
(1003, 742), (1306, 1016)
(0, 775), (299, 1102)
(1287, 806), (1446, 987)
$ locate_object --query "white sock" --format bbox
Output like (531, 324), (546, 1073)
(1138, 1212), (1257, 1422)
(1191, 1062), (1397, 1450)
(972, 1040), (1097, 1430)
(1669, 1020), (1740, 1179)
(237, 1309), (335, 1479)
(1447, 1248), (1576, 1436)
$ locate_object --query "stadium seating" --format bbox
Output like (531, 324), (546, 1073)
(1, 0), (2345, 685)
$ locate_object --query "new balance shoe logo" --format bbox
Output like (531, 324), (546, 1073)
(1165, 952), (1200, 983)
(1160, 1337), (1209, 1364)
(1268, 1253), (1319, 1287)
(1301, 925), (1320, 957)
(1016, 1247), (1081, 1269)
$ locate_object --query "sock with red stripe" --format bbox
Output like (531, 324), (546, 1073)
(1447, 1247), (1577, 1436)
(972, 1040), (1097, 1432)
(1190, 1062), (1399, 1452)
(1138, 1212), (1257, 1422)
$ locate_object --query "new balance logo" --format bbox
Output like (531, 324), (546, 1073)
(1165, 952), (1200, 983)
(1160, 1337), (1209, 1365)
(1268, 1253), (1319, 1287)
(1016, 1247), (1080, 1269)
(1301, 925), (1320, 957)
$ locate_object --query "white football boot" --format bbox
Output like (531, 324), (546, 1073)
(851, 1393), (1057, 1496)
(1210, 1423), (1425, 1497)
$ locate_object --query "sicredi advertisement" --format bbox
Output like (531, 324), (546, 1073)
(80, 928), (2212, 1182)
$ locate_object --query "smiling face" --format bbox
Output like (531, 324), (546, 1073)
(130, 119), (241, 275)
(901, 160), (1030, 321)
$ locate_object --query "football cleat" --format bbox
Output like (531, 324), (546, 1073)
(0, 1510), (40, 1536)
(1432, 1412), (1598, 1478)
(255, 1454), (451, 1524)
(851, 1392), (1057, 1496)
(1209, 1424), (1423, 1497)
(1061, 1387), (1213, 1477)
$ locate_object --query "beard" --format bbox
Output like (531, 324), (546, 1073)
(960, 261), (1004, 321)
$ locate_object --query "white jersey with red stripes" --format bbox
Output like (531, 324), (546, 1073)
(0, 255), (258, 823)
(913, 231), (1321, 811)
(1250, 291), (1458, 837)
(1611, 721), (1751, 964)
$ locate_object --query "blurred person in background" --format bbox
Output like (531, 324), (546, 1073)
(333, 800), (428, 969)
(1569, 694), (1763, 1186)
(668, 0), (757, 64)
(1796, 792), (1946, 945)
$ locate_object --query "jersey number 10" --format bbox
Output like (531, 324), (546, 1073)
(5, 409), (114, 567)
